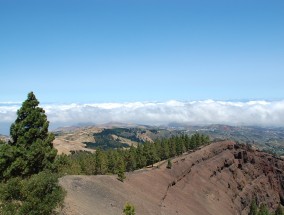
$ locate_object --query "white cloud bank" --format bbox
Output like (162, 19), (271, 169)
(1, 100), (284, 133)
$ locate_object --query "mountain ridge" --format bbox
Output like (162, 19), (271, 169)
(59, 141), (284, 215)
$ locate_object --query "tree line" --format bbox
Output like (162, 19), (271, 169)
(55, 133), (210, 179)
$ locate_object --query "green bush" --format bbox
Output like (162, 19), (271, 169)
(0, 172), (65, 215)
(123, 202), (135, 215)
(19, 171), (65, 215)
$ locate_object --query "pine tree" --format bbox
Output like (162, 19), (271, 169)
(160, 140), (170, 160)
(136, 144), (146, 169)
(1, 92), (57, 178)
(125, 145), (137, 172)
(95, 149), (108, 174)
(117, 158), (126, 182)
(169, 141), (177, 157)
(166, 159), (172, 169)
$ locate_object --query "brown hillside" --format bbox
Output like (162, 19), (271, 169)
(59, 141), (284, 215)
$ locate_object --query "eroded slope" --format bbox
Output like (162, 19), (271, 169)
(60, 141), (284, 215)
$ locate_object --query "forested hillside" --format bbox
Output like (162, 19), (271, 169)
(56, 133), (210, 177)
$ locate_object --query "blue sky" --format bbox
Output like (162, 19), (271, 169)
(0, 0), (283, 103)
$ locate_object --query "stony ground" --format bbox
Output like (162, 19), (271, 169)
(59, 141), (284, 215)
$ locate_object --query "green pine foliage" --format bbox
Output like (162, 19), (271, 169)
(0, 171), (65, 215)
(0, 92), (64, 215)
(249, 199), (258, 215)
(117, 158), (126, 182)
(123, 202), (135, 215)
(166, 159), (172, 169)
(95, 149), (108, 175)
(56, 133), (210, 177)
(1, 92), (56, 179)
(248, 199), (284, 215)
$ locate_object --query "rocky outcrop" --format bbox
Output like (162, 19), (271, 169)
(60, 141), (284, 215)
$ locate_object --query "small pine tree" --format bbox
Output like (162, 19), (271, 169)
(117, 159), (126, 182)
(123, 202), (135, 215)
(166, 159), (172, 169)
(95, 149), (108, 175)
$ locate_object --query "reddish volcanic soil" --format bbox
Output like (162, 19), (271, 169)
(59, 141), (284, 215)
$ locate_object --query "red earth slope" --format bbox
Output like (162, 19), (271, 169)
(60, 141), (284, 215)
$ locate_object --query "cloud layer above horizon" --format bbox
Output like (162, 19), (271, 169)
(1, 100), (284, 133)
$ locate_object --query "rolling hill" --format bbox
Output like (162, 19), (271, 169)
(53, 124), (284, 155)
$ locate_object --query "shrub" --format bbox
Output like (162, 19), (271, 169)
(123, 202), (135, 215)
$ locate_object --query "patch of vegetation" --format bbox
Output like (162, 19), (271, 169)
(249, 199), (284, 215)
(184, 125), (284, 155)
(85, 128), (143, 150)
(56, 133), (210, 178)
(83, 127), (184, 150)
(166, 159), (172, 169)
(123, 202), (135, 215)
(85, 140), (130, 150)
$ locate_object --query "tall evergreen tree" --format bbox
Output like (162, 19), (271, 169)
(117, 158), (126, 182)
(1, 92), (56, 178)
(169, 141), (177, 157)
(160, 140), (170, 160)
(95, 149), (108, 175)
(125, 145), (137, 172)
(136, 144), (146, 169)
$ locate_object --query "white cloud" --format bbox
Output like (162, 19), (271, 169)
(1, 100), (284, 133)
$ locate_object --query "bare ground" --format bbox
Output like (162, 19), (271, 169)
(59, 141), (284, 215)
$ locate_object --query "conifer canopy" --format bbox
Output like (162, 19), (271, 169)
(0, 92), (57, 179)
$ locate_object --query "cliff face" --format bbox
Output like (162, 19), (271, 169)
(60, 141), (284, 215)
